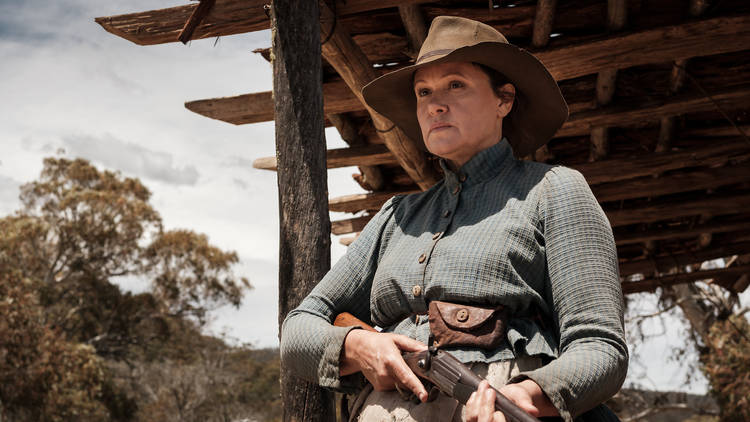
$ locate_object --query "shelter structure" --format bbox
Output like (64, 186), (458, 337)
(96, 0), (750, 420)
(96, 0), (750, 296)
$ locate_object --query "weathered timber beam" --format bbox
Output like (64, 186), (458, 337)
(531, 0), (556, 48)
(574, 139), (750, 185)
(331, 215), (372, 236)
(621, 264), (750, 294)
(318, 0), (440, 190)
(558, 85), (750, 138)
(591, 162), (750, 203)
(683, 125), (750, 138)
(606, 193), (750, 227)
(619, 241), (750, 276)
(588, 0), (627, 160)
(185, 80), (360, 125)
(94, 0), (431, 46)
(95, 0), (268, 46)
(615, 219), (750, 246)
(328, 113), (385, 191)
(398, 4), (427, 58)
(177, 0), (215, 44)
(539, 14), (750, 81)
(329, 190), (419, 213)
(253, 144), (397, 171)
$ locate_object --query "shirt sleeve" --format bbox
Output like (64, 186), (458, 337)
(509, 167), (628, 421)
(280, 195), (403, 393)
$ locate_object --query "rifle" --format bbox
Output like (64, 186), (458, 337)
(334, 312), (540, 422)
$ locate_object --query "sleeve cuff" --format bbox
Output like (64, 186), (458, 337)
(318, 326), (367, 394)
(508, 371), (574, 422)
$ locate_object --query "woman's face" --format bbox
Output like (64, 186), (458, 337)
(414, 61), (514, 169)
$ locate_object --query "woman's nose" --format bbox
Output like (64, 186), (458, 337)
(427, 97), (448, 115)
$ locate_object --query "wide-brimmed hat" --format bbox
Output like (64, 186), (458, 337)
(362, 16), (568, 158)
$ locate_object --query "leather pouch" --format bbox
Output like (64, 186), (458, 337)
(428, 300), (508, 350)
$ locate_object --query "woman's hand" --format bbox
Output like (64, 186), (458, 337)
(465, 380), (559, 422)
(340, 329), (429, 401)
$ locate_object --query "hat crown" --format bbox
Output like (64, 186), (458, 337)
(417, 16), (509, 64)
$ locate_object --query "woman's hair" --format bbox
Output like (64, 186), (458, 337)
(473, 62), (516, 106)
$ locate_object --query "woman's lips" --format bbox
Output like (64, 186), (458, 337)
(429, 123), (452, 134)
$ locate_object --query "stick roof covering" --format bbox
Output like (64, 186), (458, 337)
(96, 0), (750, 295)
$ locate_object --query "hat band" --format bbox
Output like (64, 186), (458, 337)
(416, 48), (454, 64)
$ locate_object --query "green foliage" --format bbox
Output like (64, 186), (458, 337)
(0, 157), (273, 421)
(701, 314), (750, 421)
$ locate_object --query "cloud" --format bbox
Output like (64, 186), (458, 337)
(61, 133), (200, 186)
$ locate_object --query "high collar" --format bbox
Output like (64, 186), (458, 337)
(440, 137), (514, 191)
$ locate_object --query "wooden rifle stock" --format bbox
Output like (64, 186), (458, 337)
(334, 312), (540, 422)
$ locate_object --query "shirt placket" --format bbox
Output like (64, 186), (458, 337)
(410, 173), (465, 316)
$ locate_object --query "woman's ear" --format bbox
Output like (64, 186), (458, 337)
(497, 83), (516, 118)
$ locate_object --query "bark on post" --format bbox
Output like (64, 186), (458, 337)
(271, 2), (335, 421)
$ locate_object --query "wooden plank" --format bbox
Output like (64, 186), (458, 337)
(574, 139), (750, 185)
(558, 85), (750, 138)
(184, 80), (360, 125)
(398, 5), (427, 58)
(253, 144), (397, 171)
(531, 0), (556, 49)
(621, 264), (750, 294)
(615, 219), (750, 246)
(591, 162), (750, 203)
(329, 190), (419, 213)
(539, 14), (750, 81)
(606, 193), (750, 227)
(331, 215), (372, 235)
(94, 0), (430, 46)
(328, 113), (386, 191)
(177, 0), (216, 44)
(619, 241), (750, 277)
(318, 0), (440, 190)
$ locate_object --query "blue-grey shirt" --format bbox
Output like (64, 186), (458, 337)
(280, 139), (628, 421)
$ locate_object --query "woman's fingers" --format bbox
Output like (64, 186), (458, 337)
(466, 381), (506, 422)
(388, 351), (428, 401)
(392, 334), (429, 352)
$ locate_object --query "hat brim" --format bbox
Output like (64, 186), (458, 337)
(362, 42), (568, 158)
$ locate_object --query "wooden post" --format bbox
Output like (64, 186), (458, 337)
(271, 2), (335, 421)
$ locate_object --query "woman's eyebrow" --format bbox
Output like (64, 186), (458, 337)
(414, 72), (468, 85)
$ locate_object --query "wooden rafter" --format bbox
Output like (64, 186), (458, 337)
(619, 241), (750, 277)
(558, 85), (750, 138)
(317, 0), (440, 190)
(184, 80), (360, 125)
(621, 264), (750, 294)
(531, 0), (557, 49)
(95, 0), (432, 46)
(253, 144), (396, 171)
(177, 0), (216, 44)
(606, 193), (750, 227)
(328, 114), (386, 191)
(616, 219), (750, 246)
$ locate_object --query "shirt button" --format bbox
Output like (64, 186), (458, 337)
(412, 285), (422, 297)
(432, 232), (442, 240)
(442, 210), (451, 218)
(418, 253), (426, 263)
(459, 174), (467, 182)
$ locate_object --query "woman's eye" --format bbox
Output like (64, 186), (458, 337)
(449, 81), (464, 89)
(416, 88), (430, 97)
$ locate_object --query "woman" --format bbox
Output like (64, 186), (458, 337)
(280, 16), (628, 422)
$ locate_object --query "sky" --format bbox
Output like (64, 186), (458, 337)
(2, 0), (745, 395)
